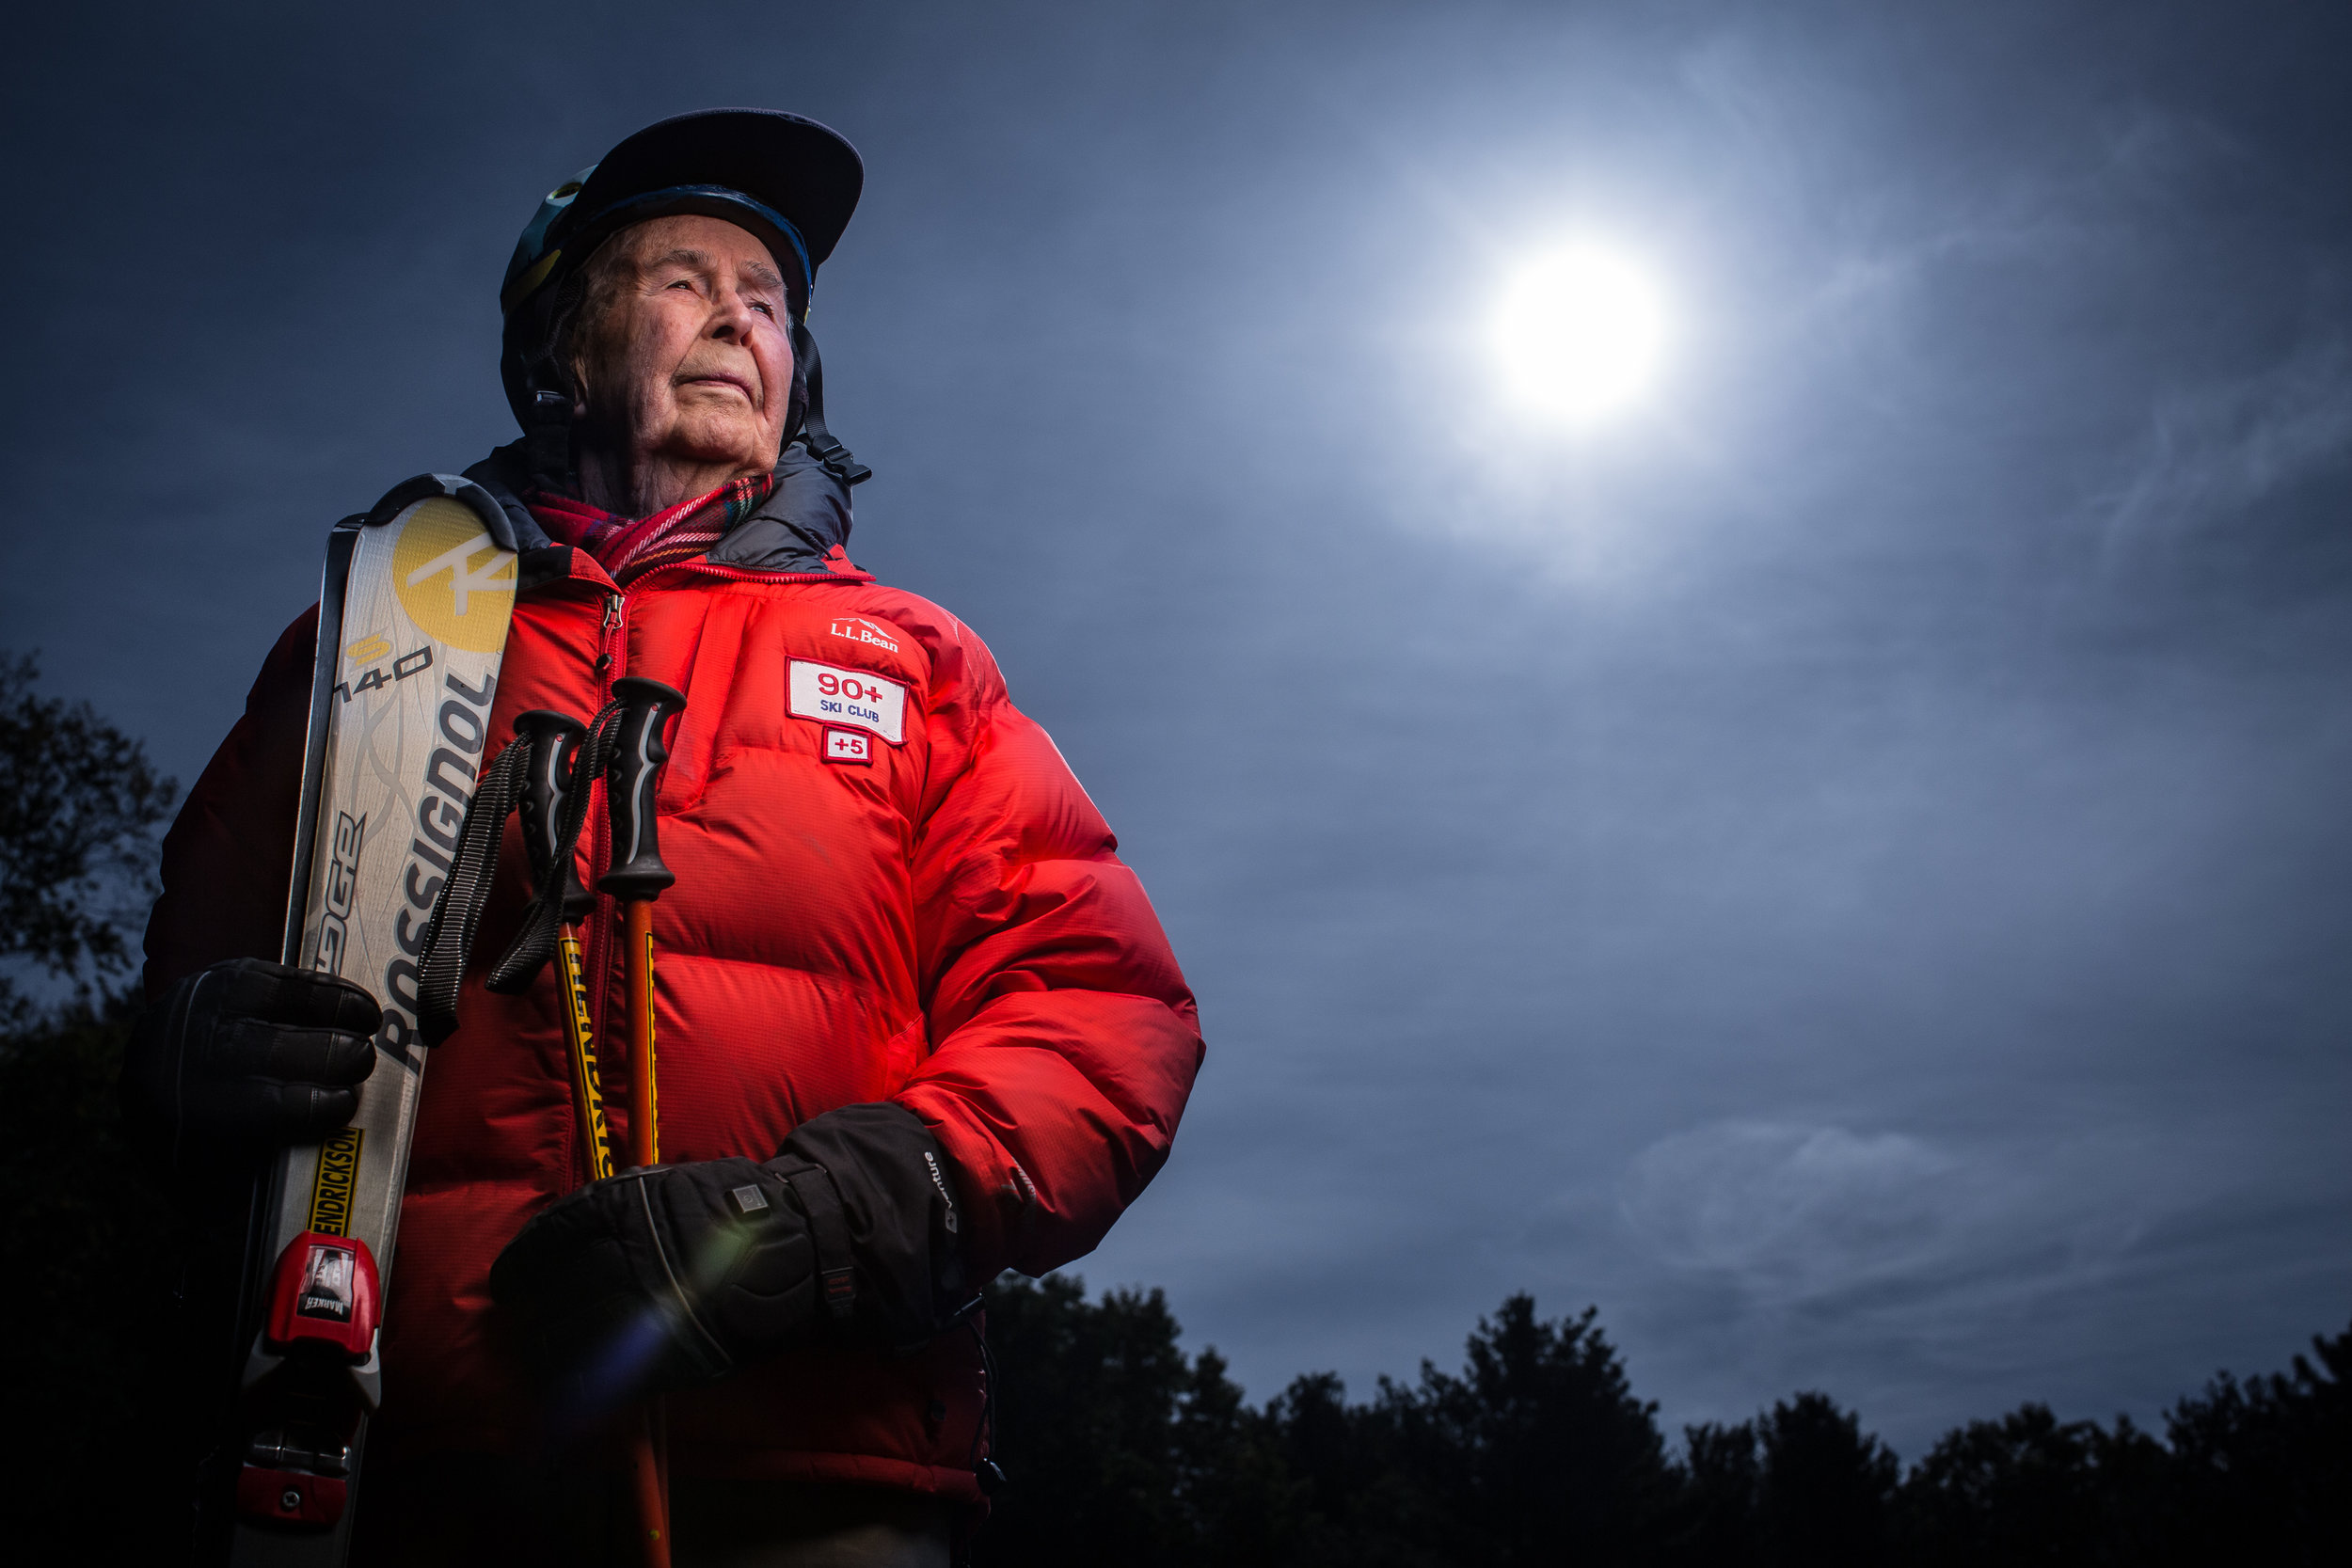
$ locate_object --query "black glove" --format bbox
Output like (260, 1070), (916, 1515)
(489, 1102), (967, 1393)
(120, 958), (382, 1176)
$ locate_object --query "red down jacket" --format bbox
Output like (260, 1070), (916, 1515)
(143, 467), (1203, 1502)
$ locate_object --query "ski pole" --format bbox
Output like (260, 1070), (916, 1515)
(512, 708), (614, 1183)
(598, 675), (690, 1568)
(600, 677), (686, 1170)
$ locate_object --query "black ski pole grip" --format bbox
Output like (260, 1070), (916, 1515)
(512, 708), (590, 917)
(599, 676), (688, 901)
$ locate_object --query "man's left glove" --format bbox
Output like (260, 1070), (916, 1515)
(488, 1102), (968, 1393)
(120, 958), (383, 1178)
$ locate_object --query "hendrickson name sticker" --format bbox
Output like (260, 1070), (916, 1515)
(788, 660), (906, 745)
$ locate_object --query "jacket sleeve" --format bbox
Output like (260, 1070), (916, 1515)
(890, 618), (1203, 1284)
(142, 609), (319, 999)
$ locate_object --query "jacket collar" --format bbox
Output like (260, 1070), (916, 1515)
(462, 438), (859, 576)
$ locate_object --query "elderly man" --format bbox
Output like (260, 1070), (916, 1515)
(127, 111), (1202, 1567)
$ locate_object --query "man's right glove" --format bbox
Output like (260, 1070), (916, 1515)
(489, 1102), (968, 1395)
(121, 958), (382, 1177)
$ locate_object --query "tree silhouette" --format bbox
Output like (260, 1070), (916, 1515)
(1263, 1370), (1447, 1568)
(0, 651), (175, 1021)
(1663, 1395), (1900, 1568)
(1752, 1392), (1899, 1565)
(1899, 1402), (2168, 1566)
(974, 1273), (2350, 1566)
(2159, 1322), (2352, 1565)
(0, 652), (182, 1553)
(1395, 1295), (1676, 1566)
(1669, 1418), (1763, 1564)
(972, 1275), (1296, 1567)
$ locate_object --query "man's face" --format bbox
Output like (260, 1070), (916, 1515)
(570, 214), (795, 481)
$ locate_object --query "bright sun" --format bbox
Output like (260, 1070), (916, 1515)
(1489, 244), (1669, 424)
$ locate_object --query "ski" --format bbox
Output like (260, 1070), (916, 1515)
(215, 475), (521, 1566)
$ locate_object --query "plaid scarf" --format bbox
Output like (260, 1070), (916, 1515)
(527, 473), (775, 588)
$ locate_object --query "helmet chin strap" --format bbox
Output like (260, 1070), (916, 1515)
(525, 388), (576, 496)
(788, 321), (870, 487)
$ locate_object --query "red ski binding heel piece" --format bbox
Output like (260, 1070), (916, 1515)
(232, 1231), (384, 1529)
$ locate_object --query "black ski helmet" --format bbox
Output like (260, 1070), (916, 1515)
(500, 109), (868, 485)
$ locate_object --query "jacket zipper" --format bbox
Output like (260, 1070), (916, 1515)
(653, 560), (872, 589)
(562, 564), (851, 1175)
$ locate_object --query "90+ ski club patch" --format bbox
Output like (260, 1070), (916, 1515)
(789, 659), (906, 745)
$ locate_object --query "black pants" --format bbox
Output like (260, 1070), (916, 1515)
(349, 1456), (953, 1568)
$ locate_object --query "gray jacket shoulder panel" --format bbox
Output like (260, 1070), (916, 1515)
(460, 443), (557, 551)
(708, 440), (857, 573)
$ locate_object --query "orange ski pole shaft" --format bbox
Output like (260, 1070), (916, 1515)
(600, 678), (689, 1568)
(623, 898), (659, 1168)
(627, 1417), (670, 1568)
(622, 910), (666, 1566)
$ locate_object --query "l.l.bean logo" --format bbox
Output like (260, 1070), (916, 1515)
(390, 497), (516, 652)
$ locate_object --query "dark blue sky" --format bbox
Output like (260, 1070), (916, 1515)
(8, 1), (2350, 1455)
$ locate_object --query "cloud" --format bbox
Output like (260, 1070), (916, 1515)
(1619, 1122), (1977, 1302)
(1607, 1112), (2345, 1450)
(1613, 1118), (2187, 1319)
(2091, 338), (2352, 556)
